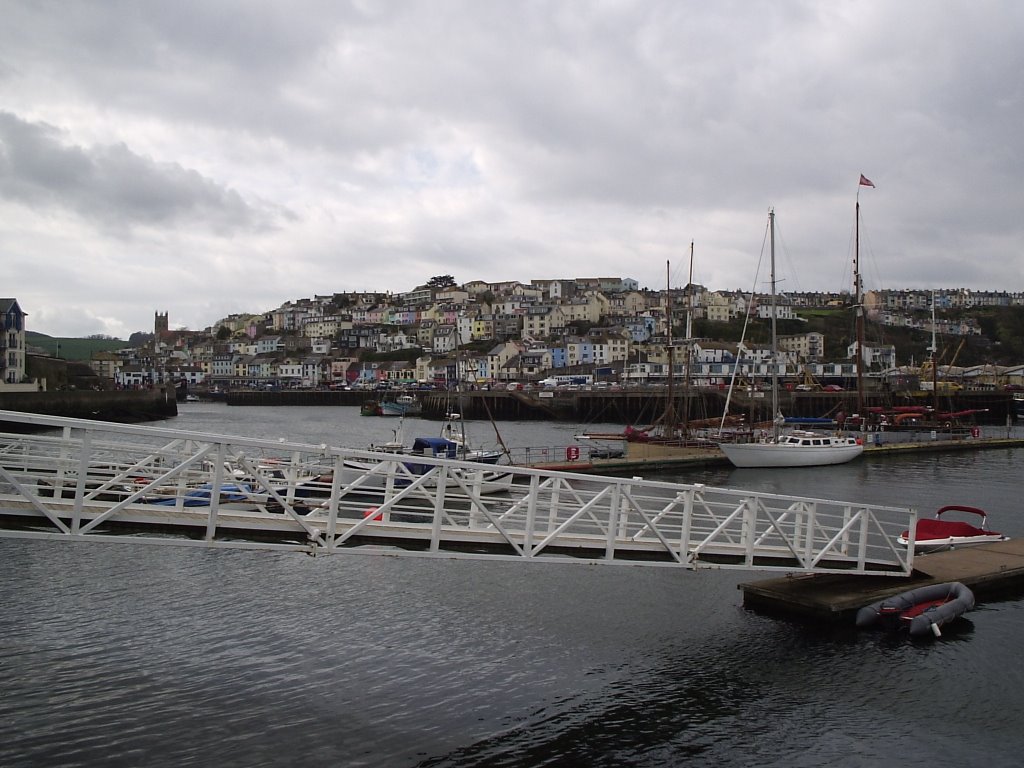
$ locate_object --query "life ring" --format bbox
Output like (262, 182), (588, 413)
(566, 446), (580, 461)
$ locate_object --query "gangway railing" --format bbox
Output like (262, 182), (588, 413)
(0, 410), (916, 575)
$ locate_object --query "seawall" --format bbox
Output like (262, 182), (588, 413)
(220, 387), (1019, 424)
(0, 386), (178, 429)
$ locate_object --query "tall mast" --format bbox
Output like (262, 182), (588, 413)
(929, 291), (939, 410)
(682, 241), (694, 436)
(769, 210), (779, 439)
(664, 259), (677, 439)
(855, 200), (865, 413)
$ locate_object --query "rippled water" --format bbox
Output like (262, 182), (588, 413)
(2, 405), (1023, 767)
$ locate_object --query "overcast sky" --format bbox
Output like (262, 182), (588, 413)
(2, 1), (1022, 338)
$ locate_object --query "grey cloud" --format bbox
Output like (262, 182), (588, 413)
(0, 112), (269, 233)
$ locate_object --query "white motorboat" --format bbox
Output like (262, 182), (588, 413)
(719, 431), (864, 468)
(897, 504), (1008, 553)
(337, 458), (514, 495)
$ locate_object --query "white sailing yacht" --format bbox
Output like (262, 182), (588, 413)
(718, 209), (864, 468)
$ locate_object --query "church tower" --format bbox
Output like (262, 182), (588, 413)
(155, 311), (169, 338)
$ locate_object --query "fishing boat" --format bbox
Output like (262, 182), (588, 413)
(898, 504), (1008, 553)
(337, 436), (515, 495)
(855, 581), (975, 637)
(360, 399), (382, 416)
(438, 413), (504, 463)
(339, 375), (512, 495)
(718, 209), (864, 468)
(380, 395), (422, 417)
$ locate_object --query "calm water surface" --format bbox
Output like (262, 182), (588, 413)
(2, 404), (1023, 767)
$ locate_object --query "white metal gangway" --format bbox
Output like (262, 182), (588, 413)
(0, 410), (917, 575)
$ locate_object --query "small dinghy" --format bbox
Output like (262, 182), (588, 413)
(898, 505), (1008, 553)
(855, 582), (975, 637)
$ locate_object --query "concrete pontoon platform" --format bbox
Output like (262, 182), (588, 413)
(740, 538), (1024, 622)
(530, 436), (1024, 474)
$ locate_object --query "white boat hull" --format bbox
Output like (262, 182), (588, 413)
(338, 459), (515, 495)
(896, 532), (1006, 553)
(719, 435), (864, 468)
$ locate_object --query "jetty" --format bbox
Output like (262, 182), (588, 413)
(0, 409), (915, 577)
(4, 409), (1022, 626)
(522, 434), (1024, 474)
(741, 538), (1024, 622)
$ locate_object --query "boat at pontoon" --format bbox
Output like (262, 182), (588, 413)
(719, 431), (864, 468)
(337, 441), (515, 495)
(718, 209), (864, 468)
(855, 581), (975, 637)
(898, 505), (1008, 553)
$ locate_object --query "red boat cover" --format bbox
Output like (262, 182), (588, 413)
(915, 518), (986, 541)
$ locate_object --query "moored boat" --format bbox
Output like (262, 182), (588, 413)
(855, 581), (975, 637)
(898, 504), (1008, 553)
(717, 210), (864, 469)
(719, 431), (864, 468)
(140, 482), (266, 510)
(380, 395), (422, 417)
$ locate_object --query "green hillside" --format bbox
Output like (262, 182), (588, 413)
(26, 332), (129, 361)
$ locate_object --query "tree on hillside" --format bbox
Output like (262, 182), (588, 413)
(427, 275), (457, 290)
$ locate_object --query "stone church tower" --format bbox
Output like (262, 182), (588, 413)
(154, 311), (169, 338)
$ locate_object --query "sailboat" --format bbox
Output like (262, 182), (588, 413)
(718, 209), (864, 468)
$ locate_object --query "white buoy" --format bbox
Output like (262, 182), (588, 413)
(930, 622), (942, 638)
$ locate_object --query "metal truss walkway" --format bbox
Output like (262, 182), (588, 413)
(0, 410), (916, 575)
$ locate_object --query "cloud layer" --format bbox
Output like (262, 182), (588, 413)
(2, 1), (1021, 337)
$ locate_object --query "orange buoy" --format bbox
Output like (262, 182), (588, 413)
(363, 506), (383, 521)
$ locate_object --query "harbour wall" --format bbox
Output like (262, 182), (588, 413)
(0, 386), (178, 429)
(222, 388), (1018, 424)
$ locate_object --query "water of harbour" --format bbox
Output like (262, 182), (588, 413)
(2, 404), (1024, 767)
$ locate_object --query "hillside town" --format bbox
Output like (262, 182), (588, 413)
(4, 280), (1024, 393)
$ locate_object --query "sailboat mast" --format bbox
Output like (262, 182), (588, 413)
(855, 200), (865, 413)
(664, 260), (677, 439)
(769, 210), (779, 439)
(929, 291), (939, 410)
(682, 242), (694, 435)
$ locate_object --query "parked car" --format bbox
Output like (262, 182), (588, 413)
(823, 384), (844, 392)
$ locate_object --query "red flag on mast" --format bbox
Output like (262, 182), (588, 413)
(859, 174), (875, 188)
